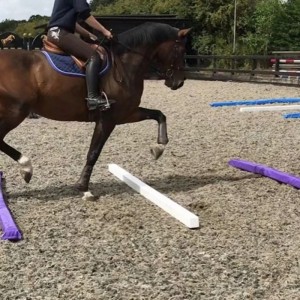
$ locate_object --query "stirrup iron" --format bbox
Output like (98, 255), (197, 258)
(86, 92), (115, 111)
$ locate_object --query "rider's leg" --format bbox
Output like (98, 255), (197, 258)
(85, 53), (111, 111)
(47, 28), (113, 111)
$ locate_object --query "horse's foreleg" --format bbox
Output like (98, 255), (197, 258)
(120, 107), (168, 159)
(75, 120), (115, 200)
(0, 115), (33, 182)
(0, 141), (33, 183)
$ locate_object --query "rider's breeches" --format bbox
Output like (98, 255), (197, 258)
(47, 27), (95, 62)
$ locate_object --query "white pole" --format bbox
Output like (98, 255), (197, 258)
(108, 164), (200, 228)
(240, 105), (300, 112)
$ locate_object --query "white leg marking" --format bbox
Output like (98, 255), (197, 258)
(18, 155), (33, 181)
(82, 191), (96, 201)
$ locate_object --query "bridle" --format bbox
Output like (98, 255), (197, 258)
(108, 37), (185, 80)
(156, 39), (184, 80)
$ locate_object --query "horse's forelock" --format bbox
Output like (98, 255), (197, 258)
(116, 22), (178, 54)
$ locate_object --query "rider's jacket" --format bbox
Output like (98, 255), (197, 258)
(48, 0), (91, 33)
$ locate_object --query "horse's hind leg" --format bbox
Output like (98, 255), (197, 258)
(0, 114), (33, 183)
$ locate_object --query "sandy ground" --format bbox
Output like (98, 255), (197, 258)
(1, 80), (300, 299)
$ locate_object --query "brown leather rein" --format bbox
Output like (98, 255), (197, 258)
(111, 37), (185, 80)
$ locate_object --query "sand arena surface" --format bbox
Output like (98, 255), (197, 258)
(1, 80), (300, 299)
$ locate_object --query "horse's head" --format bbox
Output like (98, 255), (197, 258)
(155, 28), (191, 90)
(115, 23), (191, 89)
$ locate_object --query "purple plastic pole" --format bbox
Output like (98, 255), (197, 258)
(229, 159), (300, 189)
(0, 172), (22, 240)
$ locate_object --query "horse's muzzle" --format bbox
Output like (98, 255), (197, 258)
(165, 78), (185, 90)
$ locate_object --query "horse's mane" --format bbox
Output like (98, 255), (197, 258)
(114, 22), (179, 55)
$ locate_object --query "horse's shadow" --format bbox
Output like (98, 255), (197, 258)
(6, 173), (257, 202)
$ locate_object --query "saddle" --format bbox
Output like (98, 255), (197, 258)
(42, 37), (108, 70)
(41, 36), (125, 86)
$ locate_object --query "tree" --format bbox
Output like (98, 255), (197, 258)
(92, 0), (191, 16)
(10, 16), (49, 37)
(239, 0), (284, 54)
(0, 0), (298, 55)
(271, 0), (300, 50)
(190, 0), (256, 54)
(90, 0), (117, 11)
(0, 19), (20, 33)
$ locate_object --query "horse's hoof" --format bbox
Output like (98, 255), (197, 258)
(82, 191), (96, 201)
(18, 156), (33, 183)
(20, 170), (32, 183)
(150, 144), (165, 160)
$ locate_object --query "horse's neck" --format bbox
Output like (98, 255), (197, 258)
(110, 42), (159, 89)
(119, 46), (155, 76)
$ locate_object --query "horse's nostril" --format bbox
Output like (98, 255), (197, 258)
(178, 81), (184, 88)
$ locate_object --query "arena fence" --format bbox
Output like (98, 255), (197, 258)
(1, 31), (300, 86)
(0, 32), (44, 50)
(185, 52), (300, 86)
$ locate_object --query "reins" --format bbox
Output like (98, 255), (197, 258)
(100, 36), (184, 81)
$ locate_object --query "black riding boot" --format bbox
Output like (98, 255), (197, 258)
(85, 54), (111, 111)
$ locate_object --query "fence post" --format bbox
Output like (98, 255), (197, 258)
(22, 33), (33, 50)
(274, 58), (280, 78)
(231, 56), (236, 75)
(212, 56), (216, 76)
(251, 58), (257, 77)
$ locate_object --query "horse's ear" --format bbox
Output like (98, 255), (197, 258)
(178, 28), (192, 38)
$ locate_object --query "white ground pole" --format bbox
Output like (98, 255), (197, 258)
(108, 164), (199, 229)
(240, 105), (300, 112)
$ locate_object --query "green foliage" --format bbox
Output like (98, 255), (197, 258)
(0, 19), (20, 33)
(271, 0), (300, 50)
(1, 0), (300, 54)
(0, 15), (49, 37)
(94, 0), (154, 15)
(90, 0), (116, 11)
(93, 0), (191, 16)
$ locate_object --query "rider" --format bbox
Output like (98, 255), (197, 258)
(47, 0), (113, 111)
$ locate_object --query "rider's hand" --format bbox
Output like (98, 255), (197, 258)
(103, 29), (113, 40)
(89, 34), (98, 42)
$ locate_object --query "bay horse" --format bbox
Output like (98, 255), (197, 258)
(0, 22), (191, 200)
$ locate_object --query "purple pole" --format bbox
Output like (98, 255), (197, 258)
(0, 172), (22, 240)
(229, 159), (300, 189)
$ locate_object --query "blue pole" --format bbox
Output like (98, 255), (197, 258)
(211, 98), (300, 107)
(283, 112), (300, 119)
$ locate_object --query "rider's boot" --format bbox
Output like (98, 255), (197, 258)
(85, 54), (113, 111)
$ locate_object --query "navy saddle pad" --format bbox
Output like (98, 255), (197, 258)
(41, 51), (110, 77)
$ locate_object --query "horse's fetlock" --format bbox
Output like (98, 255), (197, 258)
(18, 156), (31, 167)
(74, 181), (88, 192)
